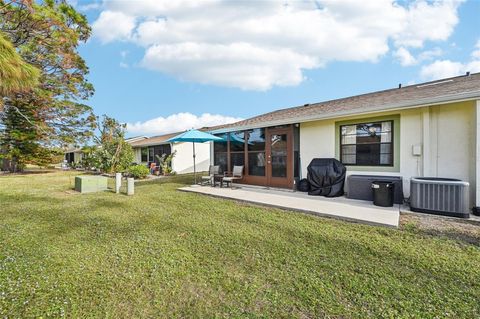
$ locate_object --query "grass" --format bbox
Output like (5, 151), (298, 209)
(0, 171), (479, 318)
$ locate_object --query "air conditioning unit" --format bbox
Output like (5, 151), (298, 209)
(410, 177), (470, 218)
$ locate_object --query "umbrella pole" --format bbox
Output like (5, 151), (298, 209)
(193, 141), (196, 184)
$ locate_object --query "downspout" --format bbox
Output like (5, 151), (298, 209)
(475, 100), (480, 214)
(422, 107), (431, 177)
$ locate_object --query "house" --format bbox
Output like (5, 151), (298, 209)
(64, 136), (147, 165)
(128, 132), (211, 174)
(64, 147), (83, 164)
(207, 72), (480, 209)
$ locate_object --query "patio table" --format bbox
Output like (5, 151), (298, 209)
(213, 174), (224, 187)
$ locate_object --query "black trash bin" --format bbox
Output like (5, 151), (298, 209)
(297, 178), (310, 192)
(371, 181), (395, 207)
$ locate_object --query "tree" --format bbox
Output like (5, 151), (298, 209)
(94, 115), (134, 174)
(0, 0), (96, 172)
(0, 32), (39, 103)
(78, 145), (98, 170)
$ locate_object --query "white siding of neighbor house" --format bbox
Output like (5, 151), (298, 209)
(132, 142), (211, 174)
(299, 101), (476, 205)
(73, 151), (83, 163)
(171, 141), (211, 174)
(134, 148), (143, 164)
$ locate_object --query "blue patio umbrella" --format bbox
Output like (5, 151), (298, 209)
(167, 129), (223, 184)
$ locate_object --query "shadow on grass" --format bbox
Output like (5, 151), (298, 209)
(0, 192), (140, 239)
(136, 173), (196, 187)
(0, 192), (65, 206)
(405, 227), (480, 246)
(0, 170), (60, 177)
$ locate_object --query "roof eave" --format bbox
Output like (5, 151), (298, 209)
(130, 141), (172, 148)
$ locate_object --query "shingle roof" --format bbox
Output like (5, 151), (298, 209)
(210, 73), (480, 133)
(64, 147), (82, 153)
(127, 126), (235, 147)
(128, 132), (180, 147)
(125, 136), (147, 143)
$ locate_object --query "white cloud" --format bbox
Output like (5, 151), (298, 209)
(393, 0), (463, 48)
(92, 11), (136, 43)
(394, 47), (417, 66)
(420, 60), (480, 80)
(418, 47), (444, 61)
(93, 0), (464, 90)
(394, 47), (443, 66)
(119, 50), (129, 68)
(78, 2), (102, 11)
(126, 112), (243, 135)
(420, 43), (480, 80)
(471, 40), (480, 59)
(142, 42), (317, 90)
(420, 60), (465, 80)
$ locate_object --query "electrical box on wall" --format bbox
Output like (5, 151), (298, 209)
(412, 144), (422, 156)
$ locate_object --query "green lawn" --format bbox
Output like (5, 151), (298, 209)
(0, 171), (479, 318)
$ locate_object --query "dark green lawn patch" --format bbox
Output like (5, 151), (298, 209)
(0, 171), (479, 318)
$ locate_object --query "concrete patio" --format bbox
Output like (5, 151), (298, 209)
(179, 185), (400, 227)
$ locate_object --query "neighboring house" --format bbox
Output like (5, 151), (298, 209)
(64, 136), (147, 165)
(125, 136), (149, 144)
(128, 132), (211, 174)
(207, 72), (480, 208)
(64, 147), (83, 164)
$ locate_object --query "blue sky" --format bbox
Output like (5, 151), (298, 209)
(75, 0), (480, 136)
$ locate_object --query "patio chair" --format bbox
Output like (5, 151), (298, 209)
(222, 165), (244, 189)
(201, 165), (220, 186)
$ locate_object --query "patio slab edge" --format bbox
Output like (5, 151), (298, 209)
(179, 186), (399, 228)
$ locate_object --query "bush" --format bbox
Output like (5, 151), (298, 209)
(155, 150), (177, 175)
(127, 164), (149, 179)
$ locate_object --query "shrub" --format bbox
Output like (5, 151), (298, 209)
(94, 116), (134, 173)
(155, 150), (177, 175)
(127, 164), (149, 179)
(68, 161), (79, 169)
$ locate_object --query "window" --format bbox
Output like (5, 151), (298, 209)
(153, 145), (171, 164)
(230, 131), (245, 169)
(148, 147), (154, 163)
(340, 120), (393, 166)
(270, 134), (288, 177)
(247, 128), (266, 176)
(141, 148), (148, 162)
(213, 133), (229, 173)
(293, 125), (300, 178)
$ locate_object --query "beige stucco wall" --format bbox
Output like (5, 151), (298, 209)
(300, 119), (336, 170)
(171, 141), (211, 174)
(428, 102), (476, 203)
(299, 101), (476, 203)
